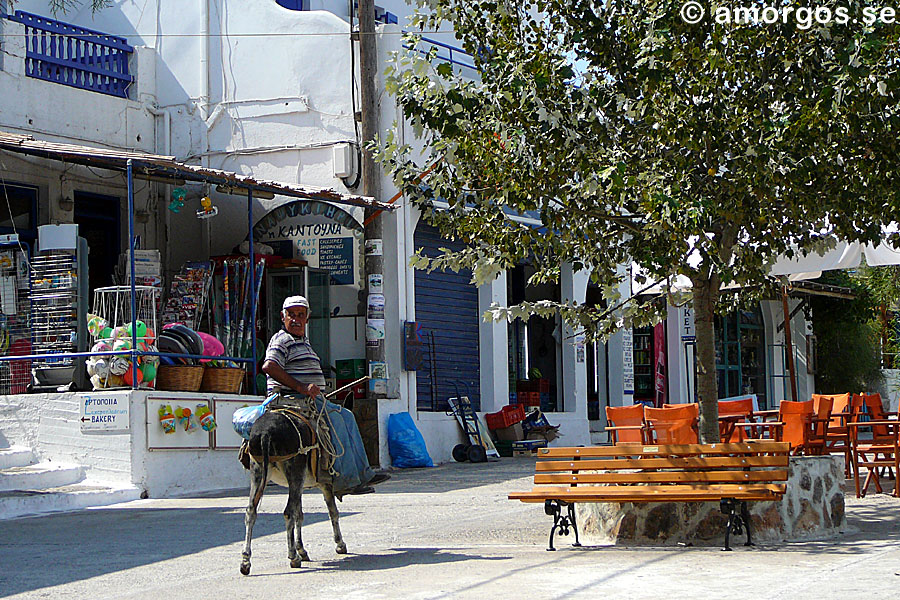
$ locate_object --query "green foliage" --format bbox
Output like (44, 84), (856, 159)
(811, 272), (884, 391)
(814, 318), (883, 393)
(810, 267), (897, 392)
(381, 1), (900, 426)
(381, 0), (900, 340)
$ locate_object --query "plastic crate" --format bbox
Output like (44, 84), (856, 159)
(335, 358), (366, 379)
(518, 391), (541, 406)
(516, 378), (550, 393)
(494, 440), (514, 457)
(485, 404), (526, 430)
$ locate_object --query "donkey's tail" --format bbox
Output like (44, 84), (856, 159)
(259, 432), (270, 490)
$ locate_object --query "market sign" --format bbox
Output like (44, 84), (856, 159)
(79, 394), (130, 432)
(252, 200), (363, 287)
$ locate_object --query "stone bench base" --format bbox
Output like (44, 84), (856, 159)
(576, 455), (846, 546)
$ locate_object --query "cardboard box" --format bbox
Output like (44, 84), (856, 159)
(493, 423), (524, 442)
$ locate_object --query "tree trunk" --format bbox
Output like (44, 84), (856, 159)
(691, 276), (721, 443)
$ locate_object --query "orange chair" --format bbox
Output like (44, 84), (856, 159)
(849, 393), (900, 496)
(861, 393), (899, 443)
(646, 404), (699, 444)
(749, 400), (814, 454)
(849, 393), (900, 497)
(718, 398), (756, 442)
(806, 395), (835, 455)
(605, 404), (647, 444)
(820, 393), (856, 475)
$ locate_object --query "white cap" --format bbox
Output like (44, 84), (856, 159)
(282, 295), (309, 310)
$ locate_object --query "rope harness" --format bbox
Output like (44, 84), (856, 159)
(241, 393), (347, 481)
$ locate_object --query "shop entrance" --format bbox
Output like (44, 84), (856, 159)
(716, 306), (767, 408)
(507, 263), (561, 412)
(73, 191), (120, 294)
(265, 267), (331, 371)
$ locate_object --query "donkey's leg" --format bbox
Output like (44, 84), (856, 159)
(322, 485), (347, 554)
(282, 460), (308, 567)
(241, 462), (267, 575)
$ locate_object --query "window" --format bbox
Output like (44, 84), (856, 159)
(275, 0), (308, 10)
(0, 183), (38, 240)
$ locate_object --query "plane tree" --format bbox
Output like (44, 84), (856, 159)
(380, 0), (900, 441)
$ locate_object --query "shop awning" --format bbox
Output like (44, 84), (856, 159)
(0, 130), (395, 212)
(769, 232), (900, 280)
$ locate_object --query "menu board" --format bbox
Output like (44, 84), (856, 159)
(319, 237), (354, 285)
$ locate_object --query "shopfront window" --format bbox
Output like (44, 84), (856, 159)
(716, 306), (767, 408)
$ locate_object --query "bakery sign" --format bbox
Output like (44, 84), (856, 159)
(253, 200), (363, 286)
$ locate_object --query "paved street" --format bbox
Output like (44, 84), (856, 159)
(1, 458), (899, 600)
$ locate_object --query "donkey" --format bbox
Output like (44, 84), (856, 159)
(240, 409), (346, 576)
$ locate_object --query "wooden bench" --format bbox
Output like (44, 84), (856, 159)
(509, 441), (790, 551)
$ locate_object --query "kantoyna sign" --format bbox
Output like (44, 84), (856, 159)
(252, 200), (363, 287)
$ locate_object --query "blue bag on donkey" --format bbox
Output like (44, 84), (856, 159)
(388, 412), (434, 468)
(232, 393), (278, 440)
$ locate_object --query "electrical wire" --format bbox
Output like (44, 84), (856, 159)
(0, 30), (454, 39)
(345, 0), (362, 191)
(0, 159), (33, 270)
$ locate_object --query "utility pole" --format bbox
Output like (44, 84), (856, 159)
(357, 0), (383, 465)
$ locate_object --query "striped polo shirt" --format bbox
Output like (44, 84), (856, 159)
(264, 329), (327, 393)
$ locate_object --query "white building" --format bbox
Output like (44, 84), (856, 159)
(0, 1), (818, 504)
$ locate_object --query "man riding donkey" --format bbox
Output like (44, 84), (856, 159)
(246, 294), (389, 498)
(239, 295), (389, 574)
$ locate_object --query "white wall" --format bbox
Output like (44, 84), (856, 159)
(0, 390), (254, 496)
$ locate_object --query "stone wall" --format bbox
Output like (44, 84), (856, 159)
(576, 455), (846, 546)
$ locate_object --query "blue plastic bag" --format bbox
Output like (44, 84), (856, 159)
(232, 393), (278, 440)
(388, 412), (434, 468)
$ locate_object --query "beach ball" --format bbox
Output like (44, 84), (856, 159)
(91, 340), (112, 354)
(141, 361), (157, 383)
(113, 339), (132, 351)
(143, 346), (160, 366)
(125, 320), (148, 339)
(144, 327), (156, 344)
(93, 358), (110, 379)
(87, 314), (108, 337)
(99, 327), (114, 339)
(109, 356), (130, 376)
(123, 366), (144, 386)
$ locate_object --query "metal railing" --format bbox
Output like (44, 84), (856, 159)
(7, 10), (134, 98)
(404, 34), (477, 76)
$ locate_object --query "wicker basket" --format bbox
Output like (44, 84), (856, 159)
(155, 365), (205, 392)
(200, 366), (245, 393)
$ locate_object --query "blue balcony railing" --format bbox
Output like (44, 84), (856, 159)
(8, 11), (134, 99)
(404, 34), (477, 75)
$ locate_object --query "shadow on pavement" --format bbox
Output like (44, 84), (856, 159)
(0, 504), (355, 598)
(313, 547), (511, 571)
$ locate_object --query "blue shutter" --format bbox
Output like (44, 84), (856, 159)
(414, 223), (480, 411)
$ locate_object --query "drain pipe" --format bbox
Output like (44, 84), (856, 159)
(147, 105), (172, 273)
(199, 0), (210, 121)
